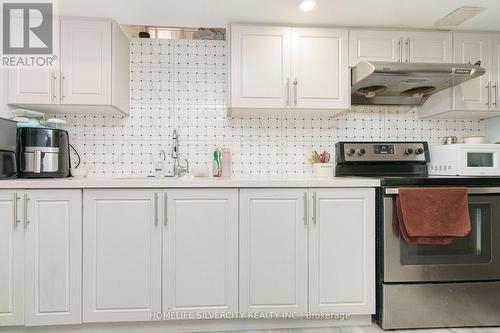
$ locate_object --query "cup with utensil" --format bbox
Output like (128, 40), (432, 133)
(308, 150), (334, 178)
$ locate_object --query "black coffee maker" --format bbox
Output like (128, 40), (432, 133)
(17, 127), (71, 178)
(0, 118), (17, 179)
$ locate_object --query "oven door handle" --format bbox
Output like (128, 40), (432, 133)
(386, 187), (500, 195)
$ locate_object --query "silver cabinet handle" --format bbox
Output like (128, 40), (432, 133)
(303, 192), (308, 225)
(13, 193), (20, 229)
(24, 194), (29, 229)
(293, 78), (298, 107)
(486, 82), (491, 107)
(51, 73), (57, 102)
(164, 193), (168, 226)
(493, 82), (498, 107)
(398, 38), (403, 62)
(312, 192), (317, 225)
(405, 38), (410, 62)
(61, 73), (65, 100)
(285, 78), (290, 107)
(154, 193), (159, 226)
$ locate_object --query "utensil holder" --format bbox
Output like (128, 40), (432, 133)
(313, 163), (334, 178)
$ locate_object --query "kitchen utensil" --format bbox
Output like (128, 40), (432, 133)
(443, 136), (458, 145)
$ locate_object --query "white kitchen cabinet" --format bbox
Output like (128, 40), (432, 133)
(8, 18), (130, 115)
(291, 28), (349, 109)
(348, 30), (402, 66)
(419, 33), (500, 119)
(404, 31), (452, 63)
(60, 19), (111, 105)
(239, 189), (308, 314)
(453, 33), (491, 111)
(83, 190), (161, 323)
(8, 69), (59, 105)
(163, 189), (238, 315)
(491, 34), (500, 110)
(0, 191), (24, 327)
(308, 188), (375, 315)
(230, 24), (349, 111)
(230, 25), (291, 108)
(24, 190), (81, 326)
(349, 29), (452, 66)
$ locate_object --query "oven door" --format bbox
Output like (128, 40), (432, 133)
(383, 187), (500, 282)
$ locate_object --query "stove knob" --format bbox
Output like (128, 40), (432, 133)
(415, 148), (424, 155)
(357, 148), (366, 156)
(404, 148), (414, 155)
(347, 148), (356, 156)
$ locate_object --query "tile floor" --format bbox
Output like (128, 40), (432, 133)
(235, 325), (500, 333)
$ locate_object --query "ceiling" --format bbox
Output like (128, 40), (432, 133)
(57, 0), (500, 31)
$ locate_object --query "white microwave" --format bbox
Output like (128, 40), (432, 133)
(429, 144), (500, 176)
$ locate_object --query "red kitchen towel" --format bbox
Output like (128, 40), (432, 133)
(396, 187), (471, 245)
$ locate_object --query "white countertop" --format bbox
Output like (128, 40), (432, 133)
(0, 176), (380, 189)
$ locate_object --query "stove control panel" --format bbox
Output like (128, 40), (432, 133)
(336, 142), (429, 163)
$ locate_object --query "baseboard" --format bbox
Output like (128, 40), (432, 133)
(6, 315), (372, 333)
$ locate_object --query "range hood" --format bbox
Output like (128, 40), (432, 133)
(351, 61), (485, 106)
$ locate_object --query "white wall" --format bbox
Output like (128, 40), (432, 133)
(47, 38), (484, 177)
(484, 117), (500, 143)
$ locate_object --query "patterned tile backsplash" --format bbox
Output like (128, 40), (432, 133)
(53, 39), (484, 177)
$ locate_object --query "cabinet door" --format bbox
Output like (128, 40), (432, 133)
(60, 19), (111, 105)
(404, 31), (452, 63)
(8, 69), (59, 104)
(348, 30), (402, 67)
(291, 28), (349, 109)
(309, 188), (375, 314)
(230, 25), (291, 108)
(83, 190), (161, 322)
(24, 190), (81, 326)
(492, 34), (500, 110)
(239, 189), (308, 314)
(164, 189), (238, 315)
(0, 191), (24, 326)
(453, 33), (491, 111)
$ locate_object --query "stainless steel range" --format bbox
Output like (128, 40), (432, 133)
(335, 141), (500, 330)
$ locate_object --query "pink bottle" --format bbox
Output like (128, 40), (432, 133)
(221, 148), (232, 178)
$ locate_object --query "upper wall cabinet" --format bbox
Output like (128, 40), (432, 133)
(419, 33), (500, 119)
(8, 18), (130, 116)
(349, 30), (452, 67)
(230, 25), (349, 111)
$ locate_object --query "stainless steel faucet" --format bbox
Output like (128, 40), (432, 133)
(171, 129), (189, 177)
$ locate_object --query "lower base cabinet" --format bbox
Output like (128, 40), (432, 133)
(0, 189), (82, 327)
(2, 186), (374, 327)
(163, 189), (238, 316)
(83, 188), (239, 323)
(83, 190), (162, 323)
(0, 190), (24, 326)
(309, 188), (375, 314)
(239, 188), (375, 316)
(239, 189), (308, 314)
